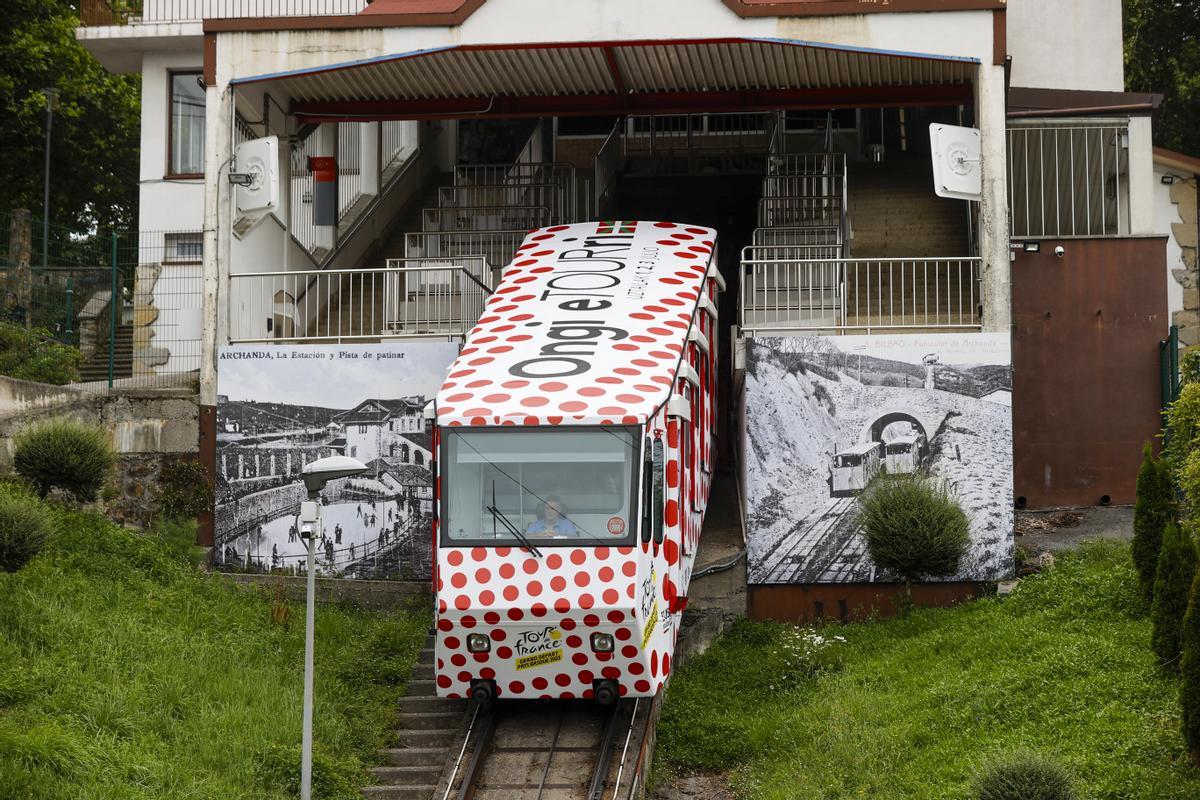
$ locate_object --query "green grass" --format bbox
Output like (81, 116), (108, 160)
(658, 542), (1200, 799)
(0, 486), (429, 800)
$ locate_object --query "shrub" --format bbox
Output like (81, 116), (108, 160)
(0, 323), (81, 385)
(1166, 382), (1200, 500)
(859, 474), (969, 584)
(0, 494), (51, 572)
(1181, 570), (1200, 766)
(1133, 443), (1177, 601)
(1151, 521), (1198, 670)
(976, 750), (1075, 800)
(13, 419), (115, 502)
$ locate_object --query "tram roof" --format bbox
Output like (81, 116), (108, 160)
(435, 220), (717, 428)
(837, 441), (883, 456)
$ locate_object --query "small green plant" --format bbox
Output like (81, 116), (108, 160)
(13, 419), (115, 502)
(156, 458), (213, 520)
(1133, 443), (1177, 601)
(1151, 521), (1198, 670)
(1180, 570), (1200, 766)
(0, 323), (81, 385)
(0, 494), (51, 572)
(1182, 350), (1200, 387)
(859, 474), (969, 586)
(976, 750), (1075, 800)
(253, 742), (362, 800)
(152, 516), (205, 568)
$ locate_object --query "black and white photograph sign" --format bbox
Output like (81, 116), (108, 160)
(744, 333), (1014, 584)
(214, 342), (457, 580)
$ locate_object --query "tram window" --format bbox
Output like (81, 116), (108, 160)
(641, 438), (653, 544)
(652, 438), (664, 545)
(441, 427), (639, 546)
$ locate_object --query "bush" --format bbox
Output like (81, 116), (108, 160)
(0, 323), (81, 385)
(1151, 521), (1198, 670)
(859, 474), (969, 583)
(13, 419), (115, 502)
(0, 494), (51, 572)
(1181, 570), (1200, 766)
(1166, 382), (1200, 503)
(976, 750), (1075, 800)
(1133, 443), (1177, 601)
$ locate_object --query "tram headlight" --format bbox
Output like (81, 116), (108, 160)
(590, 633), (615, 653)
(466, 633), (491, 653)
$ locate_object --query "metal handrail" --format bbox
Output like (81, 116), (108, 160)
(228, 258), (490, 343)
(739, 256), (982, 335)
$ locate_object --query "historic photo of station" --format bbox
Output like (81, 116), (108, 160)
(214, 343), (458, 580)
(744, 333), (1014, 585)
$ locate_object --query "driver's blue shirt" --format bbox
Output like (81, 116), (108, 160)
(526, 518), (577, 535)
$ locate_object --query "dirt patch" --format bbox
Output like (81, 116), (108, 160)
(654, 772), (736, 800)
(1015, 510), (1083, 535)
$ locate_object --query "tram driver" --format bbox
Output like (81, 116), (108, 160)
(525, 496), (577, 537)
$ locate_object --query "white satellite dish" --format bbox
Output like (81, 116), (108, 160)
(234, 136), (279, 215)
(929, 123), (982, 201)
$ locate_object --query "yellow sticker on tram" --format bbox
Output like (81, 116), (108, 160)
(515, 648), (564, 671)
(642, 598), (659, 649)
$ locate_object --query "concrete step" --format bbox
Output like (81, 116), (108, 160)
(361, 785), (437, 800)
(410, 663), (434, 679)
(405, 679), (437, 696)
(395, 728), (458, 748)
(378, 746), (448, 767)
(369, 764), (444, 786)
(400, 711), (463, 731)
(398, 695), (466, 714)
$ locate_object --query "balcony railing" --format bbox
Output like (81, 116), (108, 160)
(79, 0), (364, 25)
(228, 258), (490, 344)
(740, 252), (982, 335)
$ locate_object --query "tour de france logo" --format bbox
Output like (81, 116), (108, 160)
(514, 626), (564, 671)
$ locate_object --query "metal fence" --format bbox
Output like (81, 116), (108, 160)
(0, 211), (203, 393)
(79, 0), (365, 24)
(1007, 121), (1130, 239)
(227, 257), (491, 343)
(740, 254), (982, 335)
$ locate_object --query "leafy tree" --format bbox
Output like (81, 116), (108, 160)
(1181, 570), (1200, 765)
(0, 0), (139, 233)
(1125, 0), (1200, 155)
(1166, 382), (1200, 517)
(1133, 443), (1177, 601)
(1151, 520), (1198, 670)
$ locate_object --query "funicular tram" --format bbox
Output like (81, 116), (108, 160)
(430, 221), (723, 704)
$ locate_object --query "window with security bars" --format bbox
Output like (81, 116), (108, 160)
(1007, 122), (1130, 238)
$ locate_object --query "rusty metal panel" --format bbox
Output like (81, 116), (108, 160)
(748, 582), (984, 623)
(198, 404), (217, 547)
(1011, 237), (1168, 508)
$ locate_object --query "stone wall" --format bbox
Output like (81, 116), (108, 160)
(0, 376), (200, 525)
(1169, 178), (1200, 349)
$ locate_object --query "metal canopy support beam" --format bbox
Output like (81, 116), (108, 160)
(291, 83), (973, 123)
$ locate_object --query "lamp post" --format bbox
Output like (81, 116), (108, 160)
(42, 87), (58, 271)
(297, 456), (367, 800)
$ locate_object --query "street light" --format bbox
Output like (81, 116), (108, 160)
(297, 455), (367, 800)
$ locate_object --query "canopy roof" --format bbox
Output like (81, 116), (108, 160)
(229, 37), (979, 120)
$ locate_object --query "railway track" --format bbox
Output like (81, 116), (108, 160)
(763, 496), (855, 582)
(446, 699), (643, 800)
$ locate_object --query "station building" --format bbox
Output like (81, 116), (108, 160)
(76, 0), (1198, 612)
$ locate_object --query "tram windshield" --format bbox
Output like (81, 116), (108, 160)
(441, 427), (639, 546)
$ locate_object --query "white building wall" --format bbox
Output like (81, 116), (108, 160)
(139, 50), (206, 232)
(1005, 0), (1125, 92)
(1154, 168), (1187, 321)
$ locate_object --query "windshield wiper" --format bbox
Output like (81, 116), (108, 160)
(489, 481), (542, 557)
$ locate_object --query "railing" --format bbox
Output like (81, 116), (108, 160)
(404, 230), (529, 274)
(382, 120), (418, 173)
(751, 226), (842, 249)
(740, 254), (982, 335)
(79, 0), (365, 25)
(623, 113), (774, 173)
(1007, 121), (1130, 239)
(421, 205), (551, 233)
(766, 152), (846, 177)
(757, 196), (843, 228)
(227, 258), (490, 343)
(436, 184), (571, 225)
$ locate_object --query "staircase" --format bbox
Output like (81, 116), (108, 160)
(845, 158), (970, 257)
(77, 324), (133, 382)
(362, 634), (467, 800)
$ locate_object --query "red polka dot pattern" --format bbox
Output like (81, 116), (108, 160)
(436, 221), (717, 427)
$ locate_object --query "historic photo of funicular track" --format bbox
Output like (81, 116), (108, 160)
(745, 335), (1014, 585)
